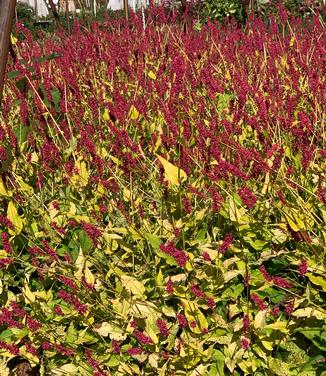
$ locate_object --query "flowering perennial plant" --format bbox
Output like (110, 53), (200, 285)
(0, 5), (325, 375)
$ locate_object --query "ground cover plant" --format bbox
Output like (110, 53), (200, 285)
(0, 5), (325, 375)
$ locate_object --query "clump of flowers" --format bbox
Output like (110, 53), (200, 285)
(0, 5), (324, 374)
(160, 241), (189, 267)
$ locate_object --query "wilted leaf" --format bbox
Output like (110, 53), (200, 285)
(254, 310), (267, 329)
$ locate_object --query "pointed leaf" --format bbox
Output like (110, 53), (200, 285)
(157, 155), (187, 186)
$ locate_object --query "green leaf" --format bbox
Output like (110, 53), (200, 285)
(210, 350), (225, 375)
(217, 93), (232, 113)
(107, 355), (120, 367)
(51, 89), (61, 110)
(295, 326), (326, 351)
(78, 230), (93, 252)
(145, 233), (161, 250)
(10, 328), (29, 339)
(0, 330), (13, 341)
(7, 70), (20, 79)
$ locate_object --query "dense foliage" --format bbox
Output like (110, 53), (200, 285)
(0, 6), (325, 375)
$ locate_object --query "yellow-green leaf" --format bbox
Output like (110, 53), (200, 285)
(265, 320), (288, 333)
(148, 70), (156, 80)
(121, 275), (145, 297)
(145, 315), (159, 344)
(283, 209), (305, 232)
(22, 281), (35, 303)
(182, 299), (208, 334)
(260, 338), (274, 351)
(102, 108), (110, 121)
(306, 273), (326, 293)
(229, 197), (247, 223)
(157, 155), (187, 186)
(7, 201), (23, 235)
(292, 307), (326, 320)
(51, 364), (79, 375)
(93, 322), (127, 340)
(129, 105), (139, 120)
(0, 179), (11, 197)
(84, 264), (95, 285)
(70, 160), (89, 187)
(254, 310), (267, 329)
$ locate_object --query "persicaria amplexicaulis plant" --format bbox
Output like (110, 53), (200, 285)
(0, 4), (325, 374)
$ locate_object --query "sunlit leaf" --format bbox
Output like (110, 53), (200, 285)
(121, 275), (146, 297)
(7, 201), (23, 235)
(306, 274), (326, 293)
(157, 155), (187, 186)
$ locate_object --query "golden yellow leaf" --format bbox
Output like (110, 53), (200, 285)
(129, 105), (139, 120)
(7, 201), (23, 235)
(265, 320), (289, 333)
(10, 34), (18, 45)
(0, 179), (11, 197)
(84, 264), (95, 285)
(182, 299), (208, 334)
(22, 281), (35, 303)
(93, 322), (127, 340)
(121, 275), (145, 297)
(157, 155), (187, 186)
(70, 160), (89, 187)
(148, 70), (157, 80)
(292, 307), (326, 320)
(102, 108), (110, 121)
